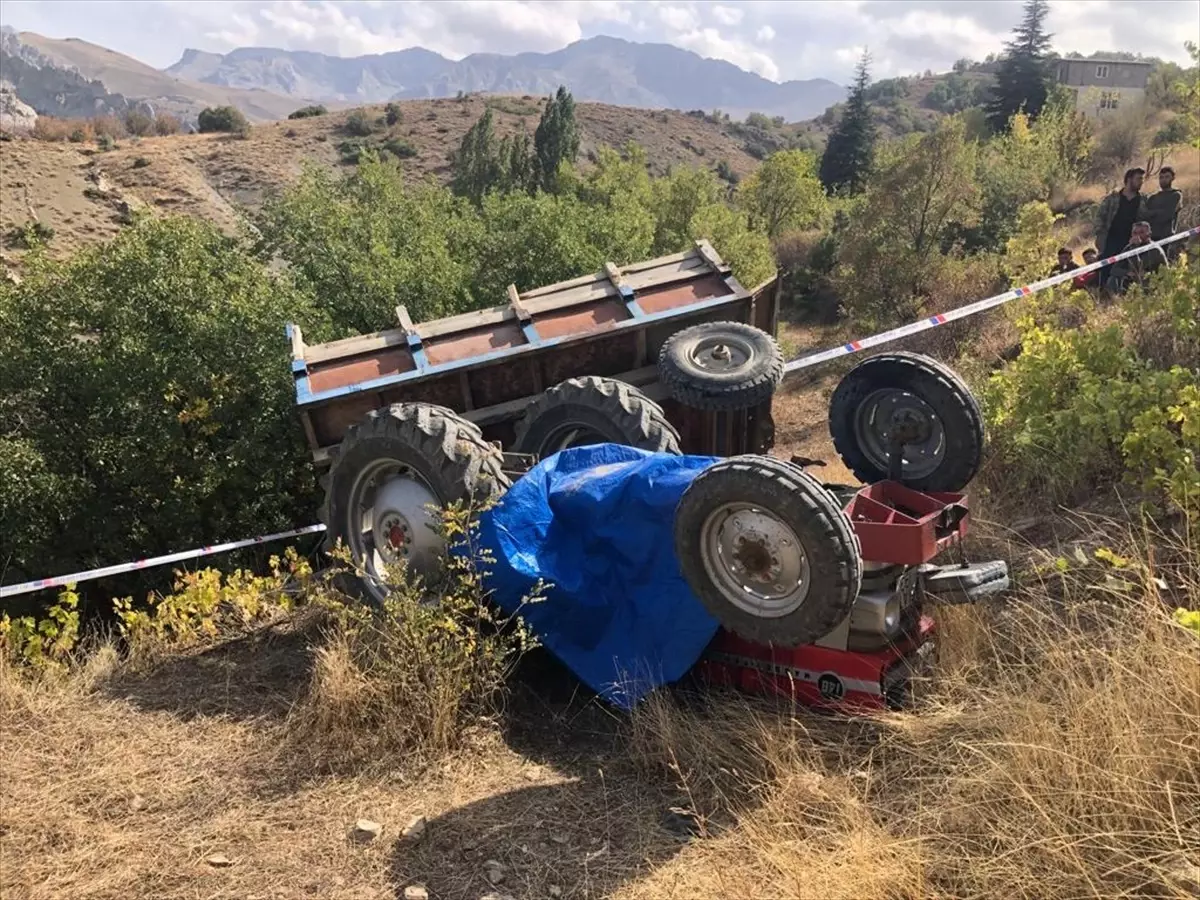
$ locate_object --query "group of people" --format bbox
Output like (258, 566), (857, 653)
(1050, 166), (1184, 294)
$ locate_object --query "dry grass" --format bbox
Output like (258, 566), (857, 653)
(3, 519), (1196, 900)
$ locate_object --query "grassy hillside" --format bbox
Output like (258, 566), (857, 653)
(0, 95), (762, 271)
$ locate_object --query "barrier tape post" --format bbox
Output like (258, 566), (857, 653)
(3, 227), (1196, 600)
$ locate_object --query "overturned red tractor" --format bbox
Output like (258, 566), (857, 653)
(287, 241), (1007, 711)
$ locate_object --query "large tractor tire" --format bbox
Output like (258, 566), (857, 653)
(320, 403), (510, 604)
(828, 352), (984, 493)
(674, 456), (862, 647)
(658, 321), (784, 411)
(512, 376), (681, 458)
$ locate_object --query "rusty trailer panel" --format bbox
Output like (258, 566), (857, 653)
(288, 241), (780, 463)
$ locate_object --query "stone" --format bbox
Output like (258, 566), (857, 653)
(484, 860), (506, 884)
(130, 794), (147, 811)
(549, 833), (568, 845)
(401, 815), (427, 842)
(205, 854), (233, 868)
(549, 887), (563, 898)
(352, 819), (383, 841)
(403, 887), (429, 900)
(661, 807), (702, 838)
(480, 894), (515, 900)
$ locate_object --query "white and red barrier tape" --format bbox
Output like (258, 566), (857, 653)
(3, 227), (1196, 600)
(0, 525), (327, 599)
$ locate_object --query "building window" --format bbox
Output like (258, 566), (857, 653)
(1096, 64), (1110, 78)
(1100, 90), (1120, 110)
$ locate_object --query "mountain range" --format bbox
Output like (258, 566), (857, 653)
(1, 29), (844, 125)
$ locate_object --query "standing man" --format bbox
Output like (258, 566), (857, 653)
(1145, 165), (1183, 257)
(1095, 167), (1146, 285)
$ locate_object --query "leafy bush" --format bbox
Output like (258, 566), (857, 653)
(154, 113), (181, 136)
(1153, 116), (1190, 147)
(5, 221), (55, 249)
(289, 505), (536, 767)
(197, 105), (249, 134)
(0, 217), (328, 591)
(90, 114), (125, 139)
(124, 109), (154, 137)
(380, 137), (417, 159)
(984, 263), (1200, 515)
(96, 134), (116, 152)
(343, 109), (375, 137)
(131, 156), (150, 169)
(384, 102), (403, 126)
(337, 139), (367, 164)
(68, 126), (90, 143)
(288, 105), (328, 120)
(0, 587), (80, 669)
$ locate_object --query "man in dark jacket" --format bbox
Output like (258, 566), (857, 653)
(1051, 247), (1079, 275)
(1145, 165), (1183, 256)
(1095, 167), (1146, 284)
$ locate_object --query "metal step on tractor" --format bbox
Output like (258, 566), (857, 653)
(286, 240), (1008, 712)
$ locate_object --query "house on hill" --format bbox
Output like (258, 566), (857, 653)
(1053, 58), (1153, 119)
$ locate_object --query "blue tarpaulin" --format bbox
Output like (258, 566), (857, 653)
(475, 444), (721, 709)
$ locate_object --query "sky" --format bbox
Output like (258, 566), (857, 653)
(2, 0), (1197, 84)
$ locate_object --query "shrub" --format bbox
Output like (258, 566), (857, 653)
(337, 139), (367, 164)
(153, 113), (181, 136)
(4, 221), (54, 249)
(0, 587), (80, 669)
(31, 117), (74, 141)
(288, 505), (535, 768)
(384, 102), (403, 126)
(67, 125), (90, 143)
(1153, 116), (1190, 147)
(91, 114), (125, 139)
(983, 263), (1200, 515)
(113, 548), (309, 663)
(96, 134), (116, 152)
(132, 156), (150, 169)
(715, 159), (738, 184)
(197, 105), (250, 134)
(288, 105), (328, 120)
(380, 136), (417, 159)
(124, 109), (154, 137)
(343, 109), (375, 137)
(0, 217), (328, 592)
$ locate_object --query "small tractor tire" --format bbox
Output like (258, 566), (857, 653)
(674, 456), (862, 647)
(658, 321), (784, 411)
(512, 376), (681, 458)
(321, 403), (510, 604)
(828, 352), (983, 493)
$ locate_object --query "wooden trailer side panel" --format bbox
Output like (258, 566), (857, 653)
(291, 243), (781, 462)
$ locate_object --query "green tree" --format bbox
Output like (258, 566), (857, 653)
(534, 86), (580, 193)
(259, 155), (482, 332)
(986, 0), (1054, 131)
(0, 218), (325, 587)
(819, 50), (877, 195)
(688, 203), (776, 288)
(652, 165), (723, 253)
(496, 127), (535, 194)
(451, 108), (502, 204)
(738, 149), (827, 239)
(835, 117), (980, 323)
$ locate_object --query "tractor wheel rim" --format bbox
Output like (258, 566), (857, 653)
(854, 388), (946, 480)
(690, 334), (753, 374)
(347, 460), (442, 603)
(699, 502), (810, 617)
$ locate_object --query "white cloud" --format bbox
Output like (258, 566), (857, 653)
(673, 26), (780, 80)
(711, 4), (744, 26)
(0, 0), (1195, 85)
(657, 4), (699, 33)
